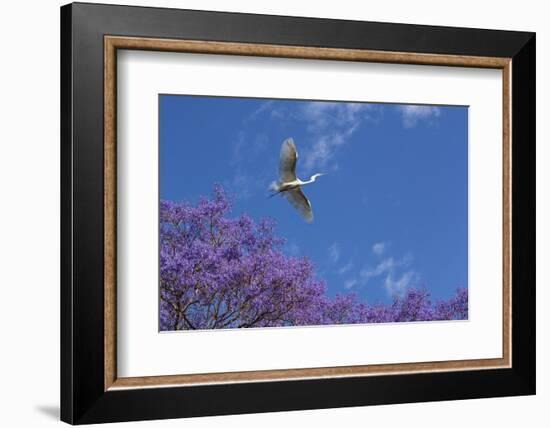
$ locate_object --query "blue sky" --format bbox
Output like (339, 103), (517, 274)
(159, 95), (468, 305)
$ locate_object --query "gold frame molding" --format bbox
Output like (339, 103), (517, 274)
(104, 36), (512, 391)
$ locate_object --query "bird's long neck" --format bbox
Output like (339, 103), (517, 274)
(302, 174), (321, 185)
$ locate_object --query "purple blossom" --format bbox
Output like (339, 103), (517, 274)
(160, 186), (468, 331)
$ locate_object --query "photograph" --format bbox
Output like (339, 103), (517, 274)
(54, 1), (535, 424)
(159, 95), (469, 331)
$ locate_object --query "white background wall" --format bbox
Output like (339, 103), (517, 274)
(0, 0), (546, 426)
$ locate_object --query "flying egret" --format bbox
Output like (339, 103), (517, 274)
(269, 138), (325, 222)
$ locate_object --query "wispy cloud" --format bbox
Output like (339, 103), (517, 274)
(300, 102), (375, 171)
(350, 252), (417, 296)
(226, 135), (273, 200)
(303, 129), (352, 171)
(226, 172), (253, 201)
(231, 132), (270, 166)
(372, 242), (387, 256)
(328, 242), (341, 264)
(248, 100), (275, 121)
(344, 279), (358, 290)
(251, 100), (379, 173)
(338, 261), (354, 275)
(227, 116), (274, 199)
(398, 105), (441, 128)
(300, 102), (369, 133)
(360, 257), (400, 282)
(230, 132), (246, 165)
(249, 100), (290, 122)
(384, 271), (418, 296)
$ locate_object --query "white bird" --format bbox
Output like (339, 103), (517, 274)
(269, 138), (325, 223)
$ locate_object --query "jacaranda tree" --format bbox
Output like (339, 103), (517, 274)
(160, 186), (467, 331)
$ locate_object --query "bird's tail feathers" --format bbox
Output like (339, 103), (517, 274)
(268, 181), (281, 198)
(269, 181), (281, 192)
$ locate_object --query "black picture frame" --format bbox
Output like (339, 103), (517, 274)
(61, 2), (535, 424)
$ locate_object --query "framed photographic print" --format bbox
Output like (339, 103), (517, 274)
(60, 2), (536, 424)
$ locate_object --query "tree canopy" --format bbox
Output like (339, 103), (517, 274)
(160, 186), (467, 331)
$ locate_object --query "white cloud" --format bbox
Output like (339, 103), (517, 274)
(248, 100), (275, 120)
(384, 271), (417, 296)
(228, 128), (272, 199)
(300, 102), (370, 133)
(359, 253), (415, 292)
(225, 166), (272, 201)
(231, 132), (270, 166)
(360, 257), (397, 282)
(248, 100), (288, 122)
(252, 100), (378, 173)
(360, 253), (418, 296)
(328, 242), (341, 264)
(300, 102), (375, 171)
(338, 261), (354, 275)
(303, 132), (348, 170)
(227, 172), (253, 200)
(341, 250), (417, 296)
(398, 105), (441, 128)
(344, 279), (358, 289)
(372, 242), (387, 256)
(230, 132), (246, 165)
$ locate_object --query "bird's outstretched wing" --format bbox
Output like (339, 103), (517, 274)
(279, 138), (298, 182)
(285, 187), (313, 223)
